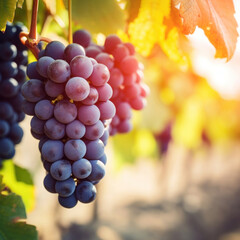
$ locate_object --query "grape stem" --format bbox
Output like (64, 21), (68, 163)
(19, 0), (52, 59)
(68, 0), (73, 44)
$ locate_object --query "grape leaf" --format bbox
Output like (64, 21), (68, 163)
(0, 160), (35, 212)
(0, 175), (38, 240)
(172, 0), (239, 60)
(0, 0), (24, 31)
(71, 0), (125, 35)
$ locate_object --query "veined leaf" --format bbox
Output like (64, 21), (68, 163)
(0, 175), (38, 240)
(172, 0), (239, 60)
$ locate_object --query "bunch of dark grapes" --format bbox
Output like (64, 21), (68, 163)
(0, 22), (28, 167)
(73, 30), (149, 136)
(21, 40), (115, 208)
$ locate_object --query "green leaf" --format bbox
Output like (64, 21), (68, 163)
(0, 0), (18, 30)
(0, 160), (35, 212)
(72, 0), (125, 35)
(0, 176), (38, 240)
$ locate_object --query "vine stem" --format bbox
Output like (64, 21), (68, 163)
(19, 0), (51, 59)
(68, 0), (72, 44)
(28, 0), (38, 41)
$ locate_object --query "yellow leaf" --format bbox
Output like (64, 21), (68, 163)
(128, 0), (171, 56)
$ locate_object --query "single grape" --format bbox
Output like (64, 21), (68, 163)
(55, 177), (76, 197)
(104, 34), (122, 53)
(66, 120), (86, 139)
(21, 79), (46, 102)
(70, 55), (93, 79)
(73, 29), (91, 48)
(95, 53), (114, 70)
(87, 160), (105, 182)
(65, 77), (90, 101)
(41, 139), (64, 162)
(44, 41), (65, 60)
(88, 63), (110, 87)
(84, 139), (105, 160)
(0, 138), (15, 159)
(96, 83), (113, 101)
(84, 120), (104, 140)
(64, 139), (86, 161)
(54, 100), (77, 124)
(34, 99), (54, 120)
(0, 120), (10, 137)
(8, 123), (23, 144)
(97, 100), (116, 120)
(43, 173), (57, 193)
(58, 193), (78, 208)
(77, 105), (100, 125)
(50, 159), (72, 181)
(75, 181), (96, 203)
(36, 56), (54, 78)
(64, 43), (85, 63)
(0, 78), (19, 98)
(47, 59), (71, 83)
(44, 118), (65, 140)
(72, 158), (92, 179)
(44, 79), (65, 98)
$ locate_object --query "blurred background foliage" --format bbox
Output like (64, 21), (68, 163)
(0, 0), (240, 239)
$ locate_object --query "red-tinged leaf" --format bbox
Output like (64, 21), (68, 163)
(172, 0), (239, 60)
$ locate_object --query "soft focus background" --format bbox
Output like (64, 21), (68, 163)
(4, 0), (240, 239)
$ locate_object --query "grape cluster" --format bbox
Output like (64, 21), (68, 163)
(0, 22), (28, 166)
(73, 30), (149, 135)
(21, 41), (115, 208)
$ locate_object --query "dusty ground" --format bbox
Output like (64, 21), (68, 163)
(16, 117), (240, 240)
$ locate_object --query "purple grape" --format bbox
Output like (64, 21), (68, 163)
(116, 102), (132, 119)
(73, 29), (91, 48)
(44, 118), (65, 140)
(30, 116), (45, 135)
(21, 79), (46, 102)
(120, 56), (139, 75)
(75, 181), (96, 203)
(34, 99), (54, 120)
(85, 45), (102, 58)
(45, 80), (65, 98)
(84, 120), (104, 140)
(41, 140), (64, 162)
(70, 55), (93, 79)
(66, 120), (86, 139)
(77, 105), (100, 125)
(58, 193), (78, 208)
(88, 63), (110, 87)
(87, 160), (105, 182)
(22, 99), (35, 115)
(50, 159), (72, 181)
(64, 139), (86, 161)
(55, 177), (76, 197)
(108, 68), (124, 88)
(85, 139), (105, 160)
(95, 53), (114, 70)
(96, 83), (113, 101)
(44, 41), (65, 60)
(0, 78), (19, 98)
(43, 173), (56, 193)
(97, 100), (116, 120)
(104, 34), (122, 53)
(36, 56), (54, 78)
(81, 86), (98, 105)
(64, 43), (85, 63)
(54, 100), (77, 124)
(65, 77), (90, 101)
(47, 59), (71, 83)
(72, 158), (92, 179)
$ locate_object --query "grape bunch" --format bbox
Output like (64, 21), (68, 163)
(0, 22), (28, 166)
(73, 30), (149, 135)
(21, 40), (115, 208)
